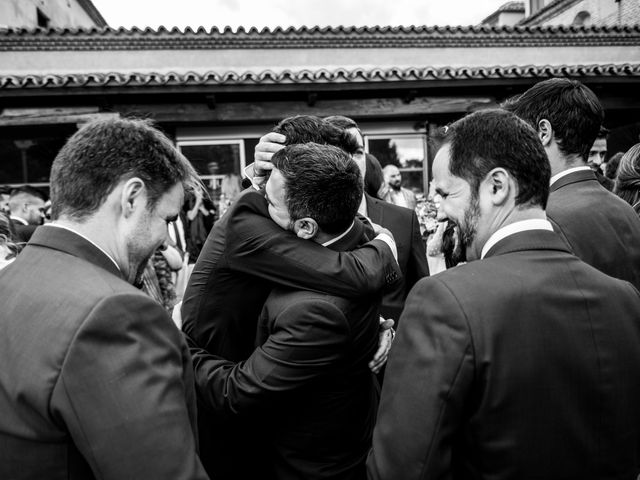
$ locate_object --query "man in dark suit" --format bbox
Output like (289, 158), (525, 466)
(182, 115), (400, 479)
(7, 185), (47, 243)
(0, 118), (208, 480)
(190, 143), (382, 480)
(504, 78), (640, 290)
(368, 109), (640, 480)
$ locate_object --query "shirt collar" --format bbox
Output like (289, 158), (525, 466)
(480, 219), (554, 259)
(10, 216), (28, 226)
(549, 166), (591, 187)
(322, 222), (355, 247)
(47, 223), (121, 272)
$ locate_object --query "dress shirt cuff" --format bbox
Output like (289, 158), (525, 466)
(375, 232), (399, 265)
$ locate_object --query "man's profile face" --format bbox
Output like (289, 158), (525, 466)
(433, 144), (480, 262)
(23, 196), (46, 225)
(588, 138), (607, 167)
(265, 168), (293, 231)
(125, 183), (184, 284)
(1, 194), (10, 214)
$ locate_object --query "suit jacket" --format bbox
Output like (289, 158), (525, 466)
(181, 188), (399, 479)
(366, 194), (429, 322)
(368, 229), (640, 480)
(547, 169), (640, 290)
(0, 226), (207, 480)
(190, 220), (381, 480)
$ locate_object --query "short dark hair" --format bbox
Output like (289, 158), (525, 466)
(444, 109), (550, 209)
(502, 78), (604, 162)
(596, 125), (610, 140)
(9, 185), (47, 202)
(50, 117), (199, 221)
(323, 115), (364, 140)
(272, 115), (359, 155)
(271, 143), (363, 234)
(613, 143), (640, 213)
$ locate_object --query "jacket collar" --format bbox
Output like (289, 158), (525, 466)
(27, 225), (124, 280)
(326, 219), (366, 252)
(482, 229), (571, 260)
(550, 168), (598, 193)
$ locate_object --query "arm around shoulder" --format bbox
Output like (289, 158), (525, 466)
(227, 199), (400, 296)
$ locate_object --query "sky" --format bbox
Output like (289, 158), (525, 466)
(91, 0), (513, 30)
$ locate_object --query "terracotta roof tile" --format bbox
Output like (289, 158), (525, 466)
(0, 25), (638, 50)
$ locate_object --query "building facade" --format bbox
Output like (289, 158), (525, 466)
(0, 4), (638, 196)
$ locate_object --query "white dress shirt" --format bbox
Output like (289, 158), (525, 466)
(549, 166), (591, 187)
(480, 219), (554, 259)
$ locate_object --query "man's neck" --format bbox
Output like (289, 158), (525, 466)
(52, 216), (122, 271)
(468, 206), (547, 261)
(549, 149), (586, 177)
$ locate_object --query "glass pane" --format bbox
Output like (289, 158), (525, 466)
(0, 137), (65, 186)
(179, 144), (241, 177)
(368, 136), (425, 193)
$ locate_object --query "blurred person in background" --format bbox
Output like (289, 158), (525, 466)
(0, 211), (18, 269)
(0, 186), (11, 214)
(8, 185), (47, 243)
(587, 126), (613, 190)
(613, 143), (640, 215)
(381, 164), (417, 210)
(218, 173), (242, 218)
(605, 151), (624, 181)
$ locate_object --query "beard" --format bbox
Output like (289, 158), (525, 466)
(443, 194), (480, 267)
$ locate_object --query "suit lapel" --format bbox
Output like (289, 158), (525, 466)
(551, 169), (598, 193)
(27, 225), (124, 280)
(483, 229), (572, 259)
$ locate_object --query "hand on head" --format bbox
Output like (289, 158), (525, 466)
(254, 132), (286, 175)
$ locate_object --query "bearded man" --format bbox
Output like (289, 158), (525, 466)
(368, 109), (640, 480)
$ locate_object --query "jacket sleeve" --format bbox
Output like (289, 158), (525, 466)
(51, 294), (208, 480)
(189, 299), (348, 415)
(226, 190), (400, 297)
(367, 277), (474, 480)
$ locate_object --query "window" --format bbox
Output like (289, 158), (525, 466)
(177, 139), (246, 189)
(366, 134), (427, 194)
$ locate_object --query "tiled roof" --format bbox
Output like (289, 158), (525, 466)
(1, 64), (637, 89)
(0, 24), (638, 50)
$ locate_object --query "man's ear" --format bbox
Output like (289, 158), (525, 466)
(120, 177), (146, 219)
(485, 168), (511, 206)
(293, 217), (319, 240)
(537, 119), (553, 147)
